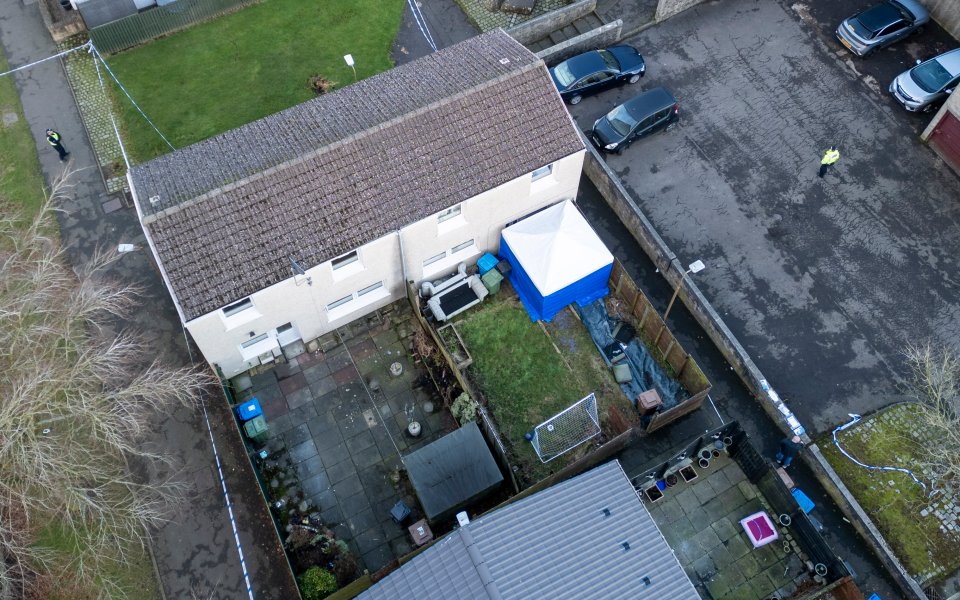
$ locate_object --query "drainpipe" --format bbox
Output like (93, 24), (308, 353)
(396, 229), (409, 286)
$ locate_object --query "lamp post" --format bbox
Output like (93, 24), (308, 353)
(656, 259), (705, 344)
(344, 53), (356, 81)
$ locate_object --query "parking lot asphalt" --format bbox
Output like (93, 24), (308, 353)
(569, 0), (960, 435)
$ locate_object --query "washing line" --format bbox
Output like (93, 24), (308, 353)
(406, 0), (438, 52)
(0, 42), (90, 78)
(832, 413), (929, 495)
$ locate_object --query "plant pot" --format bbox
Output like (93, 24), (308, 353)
(679, 465), (698, 482)
(711, 449), (721, 458)
(698, 458), (710, 469)
(778, 514), (792, 527)
(699, 449), (712, 461)
(645, 486), (664, 502)
(665, 474), (679, 487)
(722, 436), (733, 447)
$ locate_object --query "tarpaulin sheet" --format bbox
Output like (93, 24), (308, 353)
(575, 299), (686, 409)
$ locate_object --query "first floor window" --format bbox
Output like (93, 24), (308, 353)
(223, 297), (253, 317)
(437, 205), (461, 223)
(531, 164), (553, 181)
(357, 281), (384, 296)
(423, 251), (446, 267)
(451, 239), (474, 253)
(332, 251), (359, 270)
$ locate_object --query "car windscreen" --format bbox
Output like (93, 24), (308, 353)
(605, 105), (636, 137)
(911, 60), (953, 93)
(553, 62), (576, 87)
(854, 3), (901, 37)
(598, 49), (620, 71)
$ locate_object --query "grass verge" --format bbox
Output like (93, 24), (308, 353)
(105, 0), (405, 163)
(0, 52), (46, 216)
(456, 292), (637, 485)
(820, 403), (960, 581)
(36, 523), (160, 600)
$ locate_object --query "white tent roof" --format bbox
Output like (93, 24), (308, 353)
(501, 200), (614, 296)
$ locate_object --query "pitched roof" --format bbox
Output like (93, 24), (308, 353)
(359, 460), (699, 600)
(131, 29), (584, 321)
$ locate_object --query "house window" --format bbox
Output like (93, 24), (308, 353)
(327, 295), (353, 311)
(222, 298), (253, 318)
(332, 251), (359, 270)
(276, 323), (293, 334)
(531, 164), (553, 181)
(357, 281), (384, 296)
(241, 333), (269, 348)
(451, 239), (474, 254)
(437, 205), (461, 223)
(423, 251), (447, 267)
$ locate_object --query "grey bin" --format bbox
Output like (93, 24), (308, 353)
(243, 415), (269, 444)
(481, 268), (503, 295)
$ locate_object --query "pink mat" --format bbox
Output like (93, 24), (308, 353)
(739, 511), (779, 548)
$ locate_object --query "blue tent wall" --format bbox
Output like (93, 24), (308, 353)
(500, 236), (612, 322)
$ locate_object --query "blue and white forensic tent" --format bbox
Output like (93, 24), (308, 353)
(500, 200), (614, 322)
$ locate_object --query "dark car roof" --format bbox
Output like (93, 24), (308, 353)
(858, 1), (907, 32)
(623, 87), (677, 118)
(563, 51), (607, 79)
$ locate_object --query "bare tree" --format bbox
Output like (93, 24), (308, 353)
(0, 170), (212, 598)
(903, 343), (960, 492)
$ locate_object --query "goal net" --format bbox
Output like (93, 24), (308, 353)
(531, 393), (601, 463)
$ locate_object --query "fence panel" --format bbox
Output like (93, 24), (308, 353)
(90, 0), (259, 54)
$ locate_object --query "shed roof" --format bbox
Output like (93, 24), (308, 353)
(131, 29), (584, 321)
(359, 460), (699, 600)
(405, 421), (503, 521)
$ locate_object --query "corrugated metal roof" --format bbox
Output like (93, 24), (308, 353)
(130, 29), (584, 321)
(359, 460), (699, 600)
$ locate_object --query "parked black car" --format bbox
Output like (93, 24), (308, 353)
(591, 87), (679, 154)
(549, 46), (645, 105)
(835, 0), (929, 56)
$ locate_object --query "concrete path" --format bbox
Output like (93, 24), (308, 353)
(0, 2), (295, 598)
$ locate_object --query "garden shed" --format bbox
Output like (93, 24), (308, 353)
(500, 200), (613, 322)
(405, 421), (504, 523)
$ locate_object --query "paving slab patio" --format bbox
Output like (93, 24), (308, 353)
(236, 301), (453, 574)
(642, 453), (810, 600)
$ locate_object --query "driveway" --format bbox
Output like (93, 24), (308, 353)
(569, 0), (960, 434)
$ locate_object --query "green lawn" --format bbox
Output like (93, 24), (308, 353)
(0, 52), (46, 215)
(820, 404), (960, 581)
(106, 0), (405, 163)
(455, 293), (637, 485)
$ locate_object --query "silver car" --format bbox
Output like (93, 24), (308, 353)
(890, 48), (960, 112)
(836, 0), (929, 57)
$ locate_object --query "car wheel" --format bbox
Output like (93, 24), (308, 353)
(628, 74), (640, 84)
(570, 95), (582, 105)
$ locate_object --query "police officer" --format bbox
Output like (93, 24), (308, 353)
(818, 146), (840, 178)
(46, 128), (70, 161)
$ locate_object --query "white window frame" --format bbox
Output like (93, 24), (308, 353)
(451, 239), (475, 254)
(531, 164), (553, 181)
(330, 249), (364, 280)
(241, 333), (269, 348)
(220, 297), (261, 330)
(423, 251), (447, 267)
(437, 205), (462, 223)
(327, 295), (353, 311)
(357, 281), (384, 296)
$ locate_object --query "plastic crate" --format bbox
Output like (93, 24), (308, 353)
(477, 252), (498, 275)
(235, 397), (263, 422)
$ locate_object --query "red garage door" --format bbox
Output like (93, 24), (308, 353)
(930, 110), (960, 174)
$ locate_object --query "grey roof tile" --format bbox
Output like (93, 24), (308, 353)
(133, 30), (583, 320)
(358, 461), (698, 600)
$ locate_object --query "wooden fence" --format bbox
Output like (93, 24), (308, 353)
(607, 259), (711, 432)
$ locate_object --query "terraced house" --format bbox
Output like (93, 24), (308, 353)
(129, 29), (586, 377)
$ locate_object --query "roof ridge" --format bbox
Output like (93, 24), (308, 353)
(144, 58), (546, 225)
(458, 527), (501, 600)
